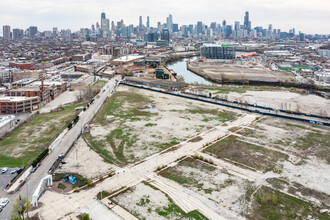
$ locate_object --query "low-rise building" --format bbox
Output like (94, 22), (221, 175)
(12, 78), (38, 88)
(0, 96), (40, 114)
(12, 70), (43, 81)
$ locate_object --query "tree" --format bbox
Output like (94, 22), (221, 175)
(82, 213), (90, 220)
(10, 195), (31, 220)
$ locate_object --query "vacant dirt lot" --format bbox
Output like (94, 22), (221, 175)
(84, 85), (240, 166)
(189, 59), (293, 82)
(111, 182), (208, 220)
(159, 157), (250, 218)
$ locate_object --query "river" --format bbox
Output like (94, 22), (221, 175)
(166, 57), (212, 85)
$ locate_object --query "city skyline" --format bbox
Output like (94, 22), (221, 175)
(0, 0), (329, 35)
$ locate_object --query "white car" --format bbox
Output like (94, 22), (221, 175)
(1, 167), (8, 173)
(0, 198), (9, 208)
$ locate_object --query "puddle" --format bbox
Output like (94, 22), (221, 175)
(140, 103), (160, 113)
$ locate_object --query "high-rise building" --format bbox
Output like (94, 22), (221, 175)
(139, 16), (143, 30)
(53, 27), (58, 38)
(101, 12), (106, 20)
(3, 25), (11, 39)
(101, 12), (107, 31)
(244, 11), (250, 32)
(173, 24), (179, 33)
(161, 28), (170, 42)
(167, 14), (173, 32)
(13, 28), (23, 40)
(197, 21), (203, 35)
(146, 16), (150, 28)
(234, 21), (240, 31)
(29, 26), (38, 38)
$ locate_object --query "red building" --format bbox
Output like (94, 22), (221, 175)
(9, 62), (35, 70)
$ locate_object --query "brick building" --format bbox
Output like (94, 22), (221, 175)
(0, 96), (40, 114)
(9, 62), (35, 70)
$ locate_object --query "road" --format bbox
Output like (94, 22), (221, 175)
(0, 77), (120, 220)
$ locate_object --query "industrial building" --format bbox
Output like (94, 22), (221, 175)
(0, 96), (40, 114)
(200, 44), (236, 59)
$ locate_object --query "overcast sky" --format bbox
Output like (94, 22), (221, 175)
(0, 0), (329, 34)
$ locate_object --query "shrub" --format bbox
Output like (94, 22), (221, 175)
(82, 213), (90, 220)
(31, 148), (49, 167)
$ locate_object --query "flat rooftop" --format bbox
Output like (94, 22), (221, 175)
(113, 55), (145, 63)
(0, 96), (39, 102)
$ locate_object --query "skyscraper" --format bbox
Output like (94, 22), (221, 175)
(167, 14), (173, 32)
(139, 16), (143, 30)
(29, 26), (38, 38)
(101, 12), (107, 31)
(161, 28), (170, 42)
(197, 21), (203, 35)
(146, 16), (150, 28)
(244, 11), (250, 32)
(3, 25), (11, 39)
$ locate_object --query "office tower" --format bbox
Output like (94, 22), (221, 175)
(13, 28), (24, 40)
(244, 11), (250, 32)
(91, 24), (95, 32)
(106, 19), (110, 30)
(197, 21), (203, 35)
(157, 22), (161, 29)
(234, 21), (240, 31)
(293, 28), (295, 36)
(225, 25), (232, 38)
(29, 26), (38, 38)
(101, 12), (107, 31)
(96, 22), (100, 29)
(139, 16), (143, 30)
(13, 28), (23, 40)
(210, 22), (217, 30)
(3, 25), (11, 39)
(53, 27), (58, 37)
(111, 21), (115, 31)
(173, 24), (179, 32)
(167, 14), (173, 32)
(146, 16), (150, 28)
(161, 28), (170, 42)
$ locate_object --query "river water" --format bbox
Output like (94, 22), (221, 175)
(166, 57), (212, 85)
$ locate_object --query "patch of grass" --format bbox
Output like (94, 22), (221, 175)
(189, 136), (203, 142)
(136, 195), (151, 206)
(295, 131), (330, 163)
(57, 183), (66, 190)
(285, 123), (307, 129)
(93, 91), (155, 125)
(160, 157), (216, 191)
(205, 136), (288, 172)
(156, 196), (209, 220)
(266, 178), (289, 190)
(91, 80), (107, 88)
(97, 190), (110, 200)
(188, 108), (237, 123)
(251, 186), (329, 220)
(144, 123), (157, 127)
(0, 104), (82, 167)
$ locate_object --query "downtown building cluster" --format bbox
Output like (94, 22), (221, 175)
(2, 11), (329, 42)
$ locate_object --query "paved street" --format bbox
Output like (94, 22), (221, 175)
(0, 77), (120, 219)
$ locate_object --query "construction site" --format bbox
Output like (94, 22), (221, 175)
(27, 82), (330, 220)
(187, 58), (294, 84)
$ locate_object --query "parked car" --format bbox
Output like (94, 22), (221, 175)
(0, 206), (2, 212)
(10, 168), (19, 174)
(31, 167), (37, 173)
(0, 198), (9, 208)
(1, 167), (8, 173)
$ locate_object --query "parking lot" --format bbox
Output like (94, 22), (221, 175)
(0, 168), (19, 191)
